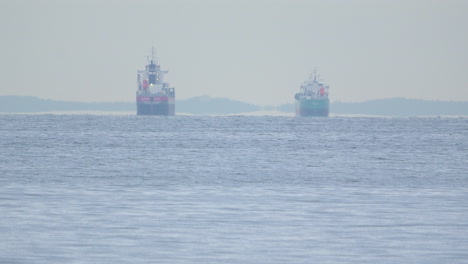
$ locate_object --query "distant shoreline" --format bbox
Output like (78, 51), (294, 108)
(1, 95), (468, 117)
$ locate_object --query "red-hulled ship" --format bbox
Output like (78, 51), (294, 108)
(136, 48), (175, 115)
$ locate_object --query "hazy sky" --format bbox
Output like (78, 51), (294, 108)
(1, 0), (467, 105)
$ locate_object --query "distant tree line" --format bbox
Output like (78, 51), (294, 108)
(1, 96), (467, 116)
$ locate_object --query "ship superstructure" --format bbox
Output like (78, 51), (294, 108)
(295, 71), (329, 117)
(136, 48), (175, 115)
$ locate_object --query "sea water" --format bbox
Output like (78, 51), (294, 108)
(0, 114), (467, 264)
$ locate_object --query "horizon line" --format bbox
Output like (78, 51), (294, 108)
(2, 95), (468, 105)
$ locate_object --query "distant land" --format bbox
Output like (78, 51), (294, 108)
(0, 95), (259, 115)
(1, 95), (468, 116)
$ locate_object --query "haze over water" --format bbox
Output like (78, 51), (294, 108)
(1, 114), (467, 263)
(1, 1), (467, 104)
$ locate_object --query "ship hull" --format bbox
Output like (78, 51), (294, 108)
(136, 96), (175, 116)
(295, 98), (329, 117)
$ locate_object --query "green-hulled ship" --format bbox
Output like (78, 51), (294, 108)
(295, 71), (330, 117)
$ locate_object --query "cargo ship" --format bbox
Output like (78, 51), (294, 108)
(136, 48), (175, 115)
(295, 71), (329, 117)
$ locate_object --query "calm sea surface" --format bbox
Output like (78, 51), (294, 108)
(1, 114), (467, 264)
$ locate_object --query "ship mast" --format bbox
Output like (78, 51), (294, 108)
(150, 46), (158, 65)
